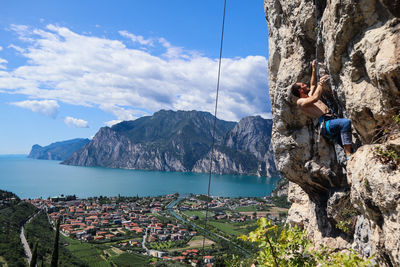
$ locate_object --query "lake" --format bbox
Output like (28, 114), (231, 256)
(0, 155), (280, 199)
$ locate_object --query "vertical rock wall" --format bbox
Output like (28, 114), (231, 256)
(264, 0), (400, 265)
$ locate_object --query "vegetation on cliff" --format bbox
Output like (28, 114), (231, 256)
(233, 218), (374, 267)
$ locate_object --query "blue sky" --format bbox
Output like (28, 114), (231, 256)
(0, 0), (270, 154)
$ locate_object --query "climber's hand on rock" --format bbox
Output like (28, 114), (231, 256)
(312, 60), (317, 69)
(319, 74), (329, 86)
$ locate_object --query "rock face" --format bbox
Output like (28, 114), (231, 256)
(63, 110), (279, 176)
(271, 177), (289, 197)
(28, 138), (90, 160)
(193, 116), (279, 176)
(264, 0), (400, 265)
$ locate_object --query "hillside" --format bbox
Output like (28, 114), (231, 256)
(0, 191), (37, 266)
(28, 138), (90, 161)
(62, 110), (279, 176)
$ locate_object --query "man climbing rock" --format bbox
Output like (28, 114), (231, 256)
(291, 60), (353, 158)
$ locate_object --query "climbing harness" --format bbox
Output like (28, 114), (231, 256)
(201, 0), (227, 256)
(317, 113), (341, 145)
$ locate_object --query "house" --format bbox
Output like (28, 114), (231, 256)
(203, 255), (214, 264)
(75, 231), (86, 239)
(148, 235), (157, 242)
(215, 214), (227, 220)
(105, 234), (115, 239)
(158, 234), (168, 241)
(149, 250), (166, 258)
(94, 235), (104, 240)
(172, 256), (185, 262)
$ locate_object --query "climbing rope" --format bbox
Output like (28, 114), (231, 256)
(314, 0), (321, 82)
(201, 0), (227, 256)
(314, 0), (343, 117)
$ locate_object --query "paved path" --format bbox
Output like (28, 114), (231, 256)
(142, 226), (149, 252)
(20, 224), (32, 262)
(20, 209), (41, 263)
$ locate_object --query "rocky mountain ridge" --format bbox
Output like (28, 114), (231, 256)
(63, 110), (280, 177)
(28, 138), (90, 161)
(264, 0), (400, 265)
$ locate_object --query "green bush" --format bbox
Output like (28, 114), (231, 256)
(238, 218), (374, 267)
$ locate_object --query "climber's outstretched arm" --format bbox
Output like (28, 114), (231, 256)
(309, 60), (317, 96)
(297, 75), (329, 107)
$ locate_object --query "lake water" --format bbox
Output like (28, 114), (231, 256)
(0, 155), (280, 199)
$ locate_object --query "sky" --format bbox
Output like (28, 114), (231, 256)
(0, 0), (270, 154)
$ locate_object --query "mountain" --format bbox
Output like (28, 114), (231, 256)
(62, 110), (279, 176)
(28, 138), (90, 160)
(192, 116), (279, 176)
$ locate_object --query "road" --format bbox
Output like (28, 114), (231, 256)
(20, 209), (42, 263)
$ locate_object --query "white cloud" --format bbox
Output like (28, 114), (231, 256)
(64, 116), (89, 128)
(119, 30), (153, 46)
(8, 44), (25, 53)
(105, 120), (122, 127)
(0, 58), (7, 69)
(99, 103), (149, 121)
(0, 24), (270, 122)
(0, 46), (3, 51)
(11, 99), (59, 118)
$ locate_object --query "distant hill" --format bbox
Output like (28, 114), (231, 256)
(62, 110), (279, 176)
(28, 138), (90, 160)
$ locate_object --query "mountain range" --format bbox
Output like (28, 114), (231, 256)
(30, 110), (279, 176)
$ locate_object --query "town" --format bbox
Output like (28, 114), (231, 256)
(26, 193), (289, 266)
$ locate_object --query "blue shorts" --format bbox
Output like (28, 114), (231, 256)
(318, 115), (352, 146)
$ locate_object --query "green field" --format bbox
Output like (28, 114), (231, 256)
(182, 210), (212, 219)
(234, 205), (258, 212)
(110, 253), (150, 267)
(167, 235), (215, 252)
(208, 221), (257, 236)
(63, 236), (111, 267)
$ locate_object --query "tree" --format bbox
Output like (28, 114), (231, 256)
(51, 217), (61, 267)
(30, 242), (38, 267)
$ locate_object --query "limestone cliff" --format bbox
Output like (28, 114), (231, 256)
(63, 110), (279, 176)
(193, 116), (280, 176)
(264, 0), (400, 265)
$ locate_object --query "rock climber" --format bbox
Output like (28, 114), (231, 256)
(290, 60), (353, 159)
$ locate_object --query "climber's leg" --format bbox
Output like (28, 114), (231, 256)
(326, 118), (353, 157)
